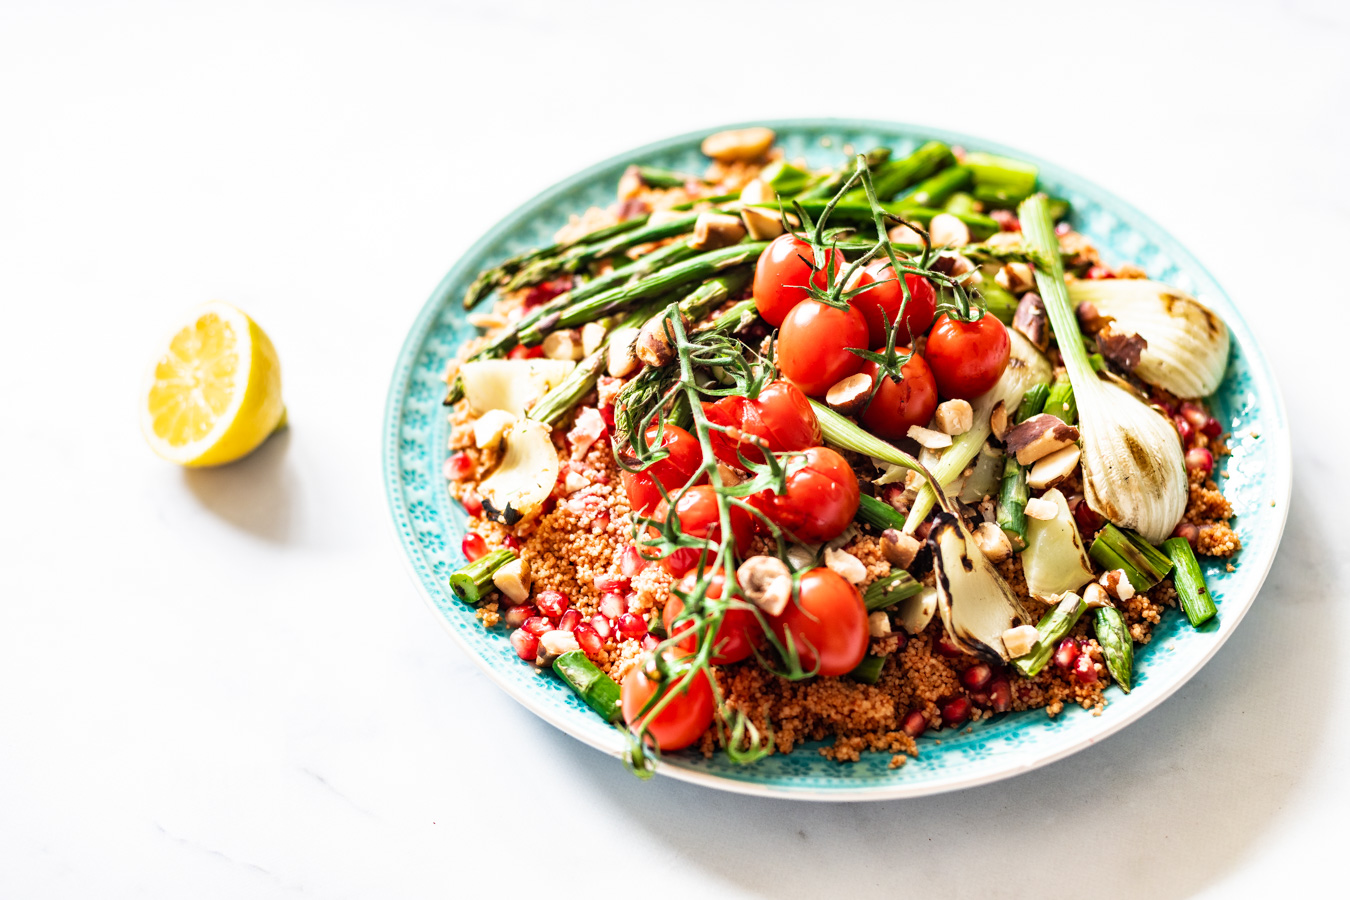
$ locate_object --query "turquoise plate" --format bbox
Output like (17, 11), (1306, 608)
(383, 119), (1291, 800)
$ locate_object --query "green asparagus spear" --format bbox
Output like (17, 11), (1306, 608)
(964, 152), (1038, 206)
(1090, 524), (1173, 592)
(1012, 591), (1087, 677)
(997, 383), (1047, 548)
(635, 166), (707, 188)
(518, 242), (767, 342)
(449, 549), (517, 604)
(844, 141), (954, 202)
(797, 147), (892, 200)
(1044, 373), (1076, 425)
(848, 654), (888, 684)
(901, 165), (972, 209)
(856, 493), (908, 532)
(979, 281), (1020, 325)
(864, 571), (923, 611)
(1016, 383), (1050, 423)
(1163, 537), (1217, 627)
(1093, 606), (1133, 692)
(562, 212), (703, 272)
(553, 650), (623, 722)
(773, 199), (998, 240)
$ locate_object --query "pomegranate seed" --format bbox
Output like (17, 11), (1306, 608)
(507, 343), (545, 360)
(573, 624), (603, 657)
(502, 534), (521, 551)
(936, 634), (964, 658)
(1201, 416), (1222, 438)
(510, 629), (539, 661)
(1086, 265), (1115, 280)
(1172, 522), (1200, 547)
(522, 278), (571, 309)
(941, 696), (971, 728)
(1053, 638), (1079, 671)
(641, 634), (659, 651)
(535, 590), (570, 618)
(1074, 652), (1098, 684)
(969, 690), (992, 707)
(588, 614), (612, 639)
(616, 613), (648, 640)
(990, 208), (1021, 232)
(988, 677), (1013, 713)
(595, 573), (630, 594)
(461, 492), (483, 517)
(914, 521), (934, 541)
(445, 452), (474, 481)
(558, 609), (582, 633)
(961, 662), (993, 692)
(503, 605), (536, 630)
(461, 533), (488, 562)
(1186, 446), (1214, 474)
(902, 710), (928, 738)
(1173, 415), (1194, 443)
(599, 404), (616, 431)
(1179, 402), (1209, 431)
(523, 616), (554, 637)
(624, 592), (640, 612)
(893, 631), (908, 653)
(619, 544), (649, 577)
(598, 592), (625, 619)
(1073, 499), (1105, 537)
(1055, 222), (1072, 236)
(593, 512), (610, 531)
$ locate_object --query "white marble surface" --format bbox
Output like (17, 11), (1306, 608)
(2, 1), (1347, 896)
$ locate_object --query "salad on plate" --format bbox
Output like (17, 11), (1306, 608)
(437, 127), (1238, 774)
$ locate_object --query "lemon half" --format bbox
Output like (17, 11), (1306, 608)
(141, 301), (284, 467)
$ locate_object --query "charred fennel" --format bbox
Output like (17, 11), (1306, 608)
(1020, 194), (1187, 544)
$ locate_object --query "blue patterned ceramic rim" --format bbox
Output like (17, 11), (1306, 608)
(383, 119), (1291, 800)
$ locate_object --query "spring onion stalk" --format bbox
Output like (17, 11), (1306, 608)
(553, 650), (623, 722)
(901, 165), (972, 209)
(811, 401), (940, 490)
(856, 493), (908, 531)
(848, 654), (888, 684)
(518, 242), (767, 343)
(844, 141), (954, 202)
(1088, 523), (1173, 592)
(964, 152), (1038, 206)
(1093, 607), (1133, 692)
(1066, 279), (1231, 398)
(449, 549), (517, 604)
(904, 329), (1051, 532)
(1012, 591), (1086, 677)
(864, 571), (923, 611)
(1163, 537), (1217, 627)
(996, 384), (1047, 549)
(1020, 194), (1188, 544)
(1044, 373), (1077, 425)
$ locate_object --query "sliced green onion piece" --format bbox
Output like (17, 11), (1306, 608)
(848, 654), (888, 684)
(449, 549), (517, 604)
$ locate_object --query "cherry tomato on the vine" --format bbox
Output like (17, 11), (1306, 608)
(770, 567), (869, 677)
(777, 299), (869, 398)
(651, 485), (754, 577)
(752, 234), (844, 327)
(859, 351), (939, 443)
(621, 652), (715, 751)
(924, 312), (1011, 400)
(621, 423), (703, 515)
(704, 380), (821, 469)
(849, 262), (937, 347)
(751, 446), (860, 544)
(663, 572), (759, 665)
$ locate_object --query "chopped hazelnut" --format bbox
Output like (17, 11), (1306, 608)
(881, 528), (920, 569)
(935, 399), (974, 436)
(1003, 414), (1080, 465)
(972, 521), (1013, 562)
(907, 424), (953, 450)
(826, 372), (874, 416)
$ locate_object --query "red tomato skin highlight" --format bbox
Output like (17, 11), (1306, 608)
(752, 235), (843, 327)
(621, 423), (703, 515)
(751, 447), (860, 544)
(777, 300), (870, 398)
(924, 313), (1011, 400)
(859, 351), (940, 443)
(651, 485), (754, 577)
(663, 575), (758, 665)
(771, 568), (869, 677)
(850, 264), (937, 347)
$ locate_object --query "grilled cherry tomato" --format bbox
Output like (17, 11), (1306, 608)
(621, 423), (702, 515)
(924, 312), (1010, 400)
(651, 485), (754, 577)
(752, 234), (845, 326)
(621, 652), (715, 751)
(704, 380), (821, 469)
(751, 447), (860, 544)
(859, 351), (939, 443)
(663, 572), (758, 665)
(770, 567), (868, 677)
(777, 299), (869, 398)
(849, 262), (937, 346)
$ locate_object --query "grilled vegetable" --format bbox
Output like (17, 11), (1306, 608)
(929, 513), (1034, 663)
(479, 419), (560, 525)
(1020, 488), (1096, 601)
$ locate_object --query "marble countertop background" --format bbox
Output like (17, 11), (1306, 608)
(2, 1), (1346, 897)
